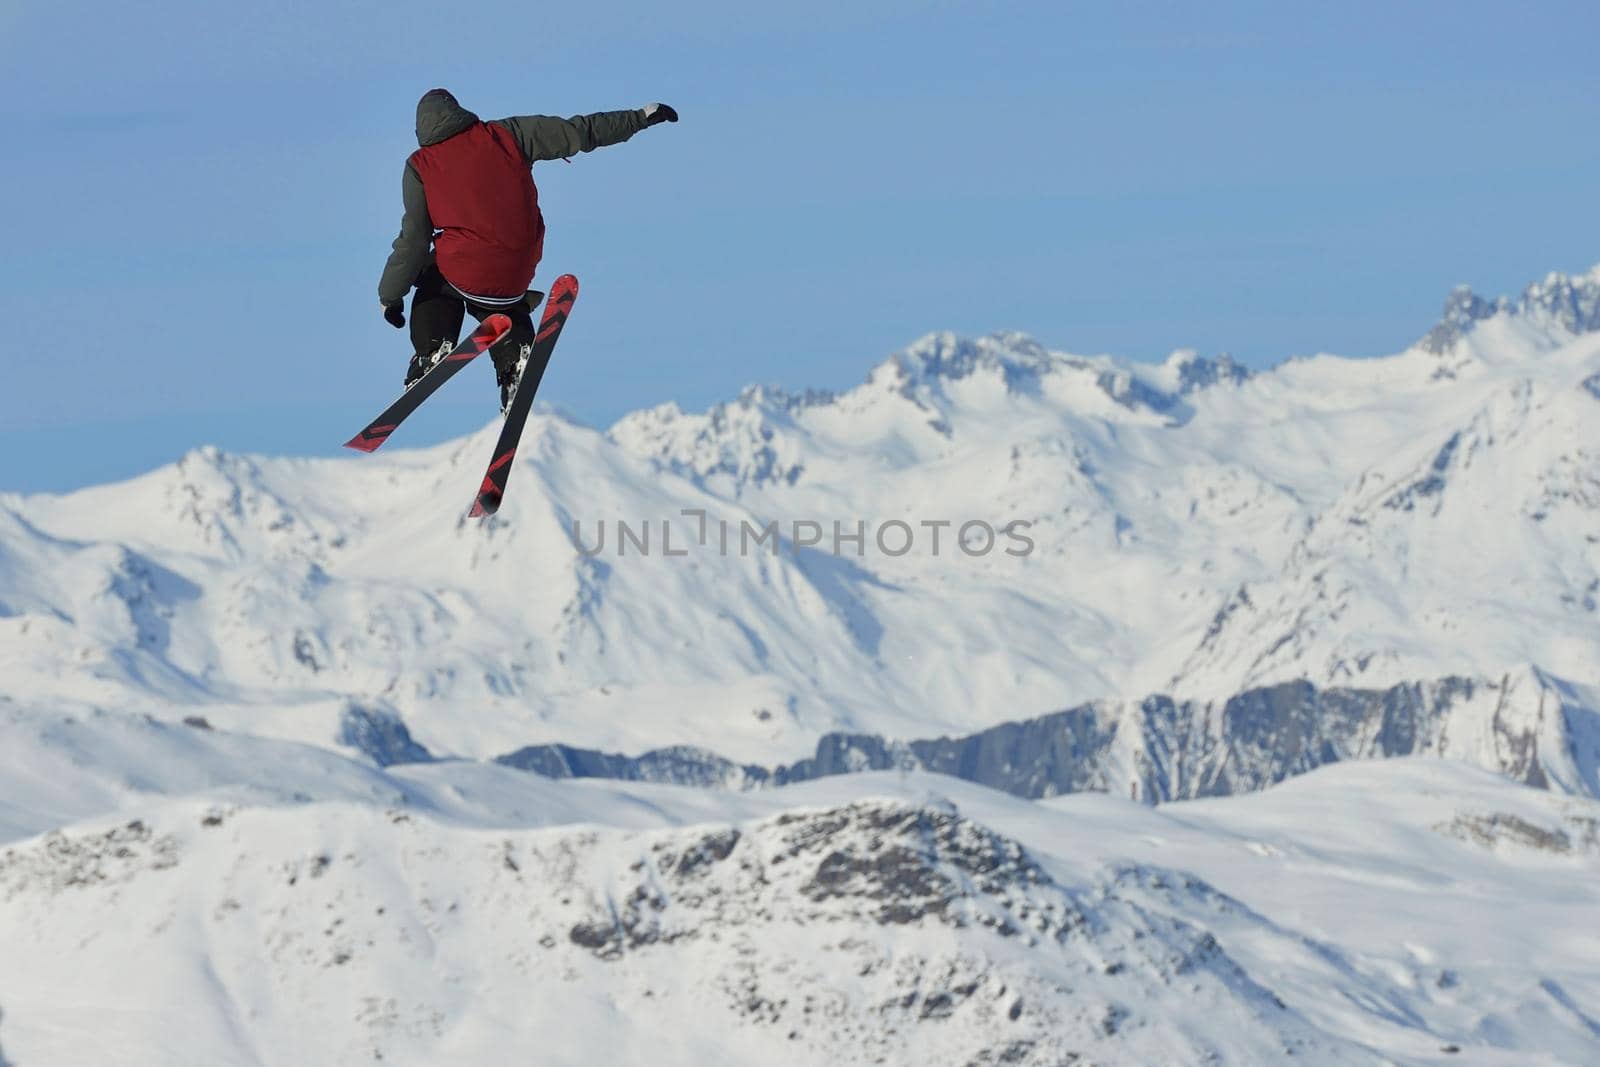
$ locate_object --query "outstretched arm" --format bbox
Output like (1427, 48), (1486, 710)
(494, 104), (675, 164)
(378, 164), (433, 307)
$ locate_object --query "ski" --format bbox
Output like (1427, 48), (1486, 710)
(468, 274), (579, 517)
(343, 311), (517, 453)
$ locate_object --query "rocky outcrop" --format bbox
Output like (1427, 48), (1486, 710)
(496, 673), (1600, 803)
(1422, 268), (1600, 352)
(337, 703), (432, 767)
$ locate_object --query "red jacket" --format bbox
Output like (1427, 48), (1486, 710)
(410, 122), (543, 299)
(378, 89), (647, 307)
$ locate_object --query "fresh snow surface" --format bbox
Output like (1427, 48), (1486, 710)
(0, 708), (1594, 1066)
(1, 270), (1597, 772)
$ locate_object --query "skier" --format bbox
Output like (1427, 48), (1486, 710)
(378, 89), (678, 411)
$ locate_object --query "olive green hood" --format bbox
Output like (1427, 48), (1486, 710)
(415, 88), (479, 147)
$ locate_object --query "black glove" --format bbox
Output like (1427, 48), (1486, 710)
(382, 302), (406, 329)
(642, 102), (678, 126)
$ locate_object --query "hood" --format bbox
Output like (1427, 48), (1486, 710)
(415, 88), (480, 147)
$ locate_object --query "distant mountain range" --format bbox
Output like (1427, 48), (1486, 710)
(4, 265), (1597, 799)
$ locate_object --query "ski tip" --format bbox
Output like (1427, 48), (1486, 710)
(343, 426), (394, 453)
(469, 490), (503, 519)
(479, 313), (514, 344)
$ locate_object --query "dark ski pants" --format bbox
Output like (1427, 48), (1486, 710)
(408, 265), (537, 389)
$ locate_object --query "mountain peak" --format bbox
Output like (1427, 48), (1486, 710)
(1421, 265), (1600, 354)
(877, 331), (1054, 392)
(1160, 347), (1250, 394)
(877, 332), (1247, 415)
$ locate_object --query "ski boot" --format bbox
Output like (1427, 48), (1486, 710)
(404, 338), (456, 391)
(493, 341), (534, 415)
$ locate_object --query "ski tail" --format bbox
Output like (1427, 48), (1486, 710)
(343, 313), (514, 453)
(468, 275), (578, 517)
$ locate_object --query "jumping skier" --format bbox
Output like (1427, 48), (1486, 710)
(377, 89), (678, 411)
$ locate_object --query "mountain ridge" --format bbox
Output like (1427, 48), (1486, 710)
(1, 266), (1597, 799)
(0, 743), (1595, 1065)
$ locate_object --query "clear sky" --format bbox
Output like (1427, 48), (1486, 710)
(2, 0), (1598, 492)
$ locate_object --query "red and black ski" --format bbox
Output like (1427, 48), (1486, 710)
(343, 313), (515, 453)
(468, 274), (579, 517)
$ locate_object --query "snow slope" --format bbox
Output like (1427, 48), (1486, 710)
(0, 704), (1594, 1065)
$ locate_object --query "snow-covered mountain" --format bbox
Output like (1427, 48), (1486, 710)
(4, 267), (1600, 1065)
(2, 267), (1597, 797)
(1, 700), (1597, 1065)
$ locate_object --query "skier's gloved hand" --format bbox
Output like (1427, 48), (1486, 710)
(642, 103), (678, 126)
(382, 302), (406, 329)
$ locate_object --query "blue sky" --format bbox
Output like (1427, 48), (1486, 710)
(2, 0), (1598, 492)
